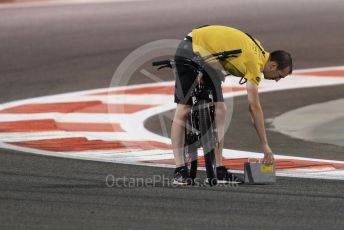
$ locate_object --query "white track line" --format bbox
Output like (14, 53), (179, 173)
(0, 131), (162, 142)
(26, 95), (174, 105)
(0, 113), (125, 123)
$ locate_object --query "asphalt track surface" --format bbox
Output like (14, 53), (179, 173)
(0, 0), (344, 229)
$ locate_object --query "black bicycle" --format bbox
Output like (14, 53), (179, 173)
(152, 49), (241, 186)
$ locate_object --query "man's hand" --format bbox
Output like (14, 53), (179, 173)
(262, 144), (275, 164)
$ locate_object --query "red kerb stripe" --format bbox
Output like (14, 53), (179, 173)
(8, 138), (172, 151)
(295, 70), (344, 77)
(94, 86), (175, 95)
(143, 157), (344, 170)
(0, 102), (155, 114)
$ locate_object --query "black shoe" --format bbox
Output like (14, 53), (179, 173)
(172, 166), (191, 185)
(216, 166), (243, 184)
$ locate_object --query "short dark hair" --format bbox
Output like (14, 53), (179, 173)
(270, 50), (293, 74)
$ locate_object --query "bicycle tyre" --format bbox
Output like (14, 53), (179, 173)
(198, 100), (217, 186)
(189, 146), (198, 181)
(184, 116), (198, 183)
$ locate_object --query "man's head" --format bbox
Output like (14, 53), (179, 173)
(263, 50), (293, 81)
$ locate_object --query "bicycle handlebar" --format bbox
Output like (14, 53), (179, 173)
(217, 49), (242, 60)
(152, 60), (171, 66)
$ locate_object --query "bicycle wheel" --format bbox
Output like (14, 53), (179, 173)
(184, 143), (198, 181)
(190, 155), (198, 181)
(184, 114), (199, 183)
(198, 100), (217, 186)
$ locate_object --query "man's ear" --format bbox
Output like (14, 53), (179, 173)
(270, 61), (278, 70)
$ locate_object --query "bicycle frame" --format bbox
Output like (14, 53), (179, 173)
(184, 72), (218, 161)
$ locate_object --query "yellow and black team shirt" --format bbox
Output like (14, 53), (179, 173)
(191, 25), (270, 85)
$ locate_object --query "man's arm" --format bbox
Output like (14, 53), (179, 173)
(246, 81), (274, 164)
